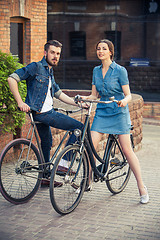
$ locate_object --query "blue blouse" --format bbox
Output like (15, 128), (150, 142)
(92, 61), (130, 113)
(92, 61), (129, 99)
(91, 61), (131, 134)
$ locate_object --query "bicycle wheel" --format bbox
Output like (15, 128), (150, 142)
(50, 144), (88, 215)
(0, 138), (43, 204)
(106, 139), (131, 194)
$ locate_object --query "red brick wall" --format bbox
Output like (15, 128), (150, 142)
(0, 0), (47, 64)
(143, 102), (160, 120)
(0, 1), (10, 53)
(30, 0), (47, 62)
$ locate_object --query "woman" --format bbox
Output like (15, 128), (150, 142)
(82, 39), (149, 204)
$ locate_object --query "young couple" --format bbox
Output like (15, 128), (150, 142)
(8, 39), (149, 204)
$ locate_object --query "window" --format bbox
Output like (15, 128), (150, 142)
(47, 32), (53, 42)
(10, 18), (25, 64)
(70, 31), (86, 58)
(105, 31), (121, 60)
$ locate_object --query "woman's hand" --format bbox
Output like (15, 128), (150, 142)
(118, 98), (128, 107)
(120, 85), (132, 107)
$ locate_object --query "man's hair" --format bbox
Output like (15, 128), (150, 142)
(44, 40), (62, 52)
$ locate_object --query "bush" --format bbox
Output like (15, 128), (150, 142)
(0, 51), (27, 134)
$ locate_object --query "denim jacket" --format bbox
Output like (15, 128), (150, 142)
(10, 57), (61, 112)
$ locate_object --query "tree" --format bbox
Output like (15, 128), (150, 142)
(0, 51), (27, 135)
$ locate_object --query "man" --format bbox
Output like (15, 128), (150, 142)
(8, 40), (83, 186)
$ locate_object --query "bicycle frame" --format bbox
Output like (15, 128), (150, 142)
(0, 107), (84, 205)
(71, 102), (111, 180)
(26, 111), (71, 171)
(27, 112), (45, 164)
(49, 97), (133, 214)
(74, 96), (131, 181)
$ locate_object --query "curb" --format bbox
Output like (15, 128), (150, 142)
(143, 118), (160, 126)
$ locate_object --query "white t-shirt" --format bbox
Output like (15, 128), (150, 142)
(41, 76), (53, 113)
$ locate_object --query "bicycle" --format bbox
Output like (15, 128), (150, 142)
(0, 107), (82, 204)
(49, 96), (134, 215)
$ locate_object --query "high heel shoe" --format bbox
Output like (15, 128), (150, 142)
(140, 186), (149, 204)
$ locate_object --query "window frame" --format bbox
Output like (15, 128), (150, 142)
(10, 17), (25, 64)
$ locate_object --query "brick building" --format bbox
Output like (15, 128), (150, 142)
(0, 0), (160, 92)
(47, 0), (160, 63)
(0, 0), (47, 65)
(0, 0), (159, 154)
(47, 0), (160, 91)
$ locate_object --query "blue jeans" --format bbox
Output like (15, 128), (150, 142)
(33, 109), (83, 163)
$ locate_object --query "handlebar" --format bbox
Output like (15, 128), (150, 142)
(74, 95), (121, 105)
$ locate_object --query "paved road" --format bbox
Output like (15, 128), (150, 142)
(0, 120), (160, 240)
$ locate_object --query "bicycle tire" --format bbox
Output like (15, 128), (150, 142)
(106, 138), (132, 194)
(50, 144), (88, 215)
(0, 138), (43, 204)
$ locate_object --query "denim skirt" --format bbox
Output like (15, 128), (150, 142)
(91, 104), (131, 135)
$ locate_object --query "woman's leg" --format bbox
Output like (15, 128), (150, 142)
(89, 131), (104, 183)
(91, 131), (103, 149)
(118, 134), (147, 196)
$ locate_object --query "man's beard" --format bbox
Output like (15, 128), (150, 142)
(45, 55), (58, 67)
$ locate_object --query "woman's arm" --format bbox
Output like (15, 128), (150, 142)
(81, 85), (99, 100)
(120, 85), (132, 107)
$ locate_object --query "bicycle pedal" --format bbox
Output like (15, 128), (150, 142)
(110, 158), (121, 166)
(43, 169), (51, 178)
(94, 164), (103, 182)
(94, 176), (99, 182)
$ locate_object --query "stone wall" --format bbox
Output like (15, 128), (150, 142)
(62, 91), (144, 152)
(143, 102), (160, 120)
(0, 94), (143, 155)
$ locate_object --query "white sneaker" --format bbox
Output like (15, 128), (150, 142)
(140, 186), (149, 204)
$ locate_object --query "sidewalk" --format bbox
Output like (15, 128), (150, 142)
(0, 120), (160, 240)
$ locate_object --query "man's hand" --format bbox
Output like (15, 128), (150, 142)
(78, 96), (90, 109)
(18, 102), (30, 112)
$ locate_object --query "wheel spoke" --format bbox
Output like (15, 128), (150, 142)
(106, 140), (131, 194)
(0, 139), (42, 204)
(50, 145), (88, 215)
